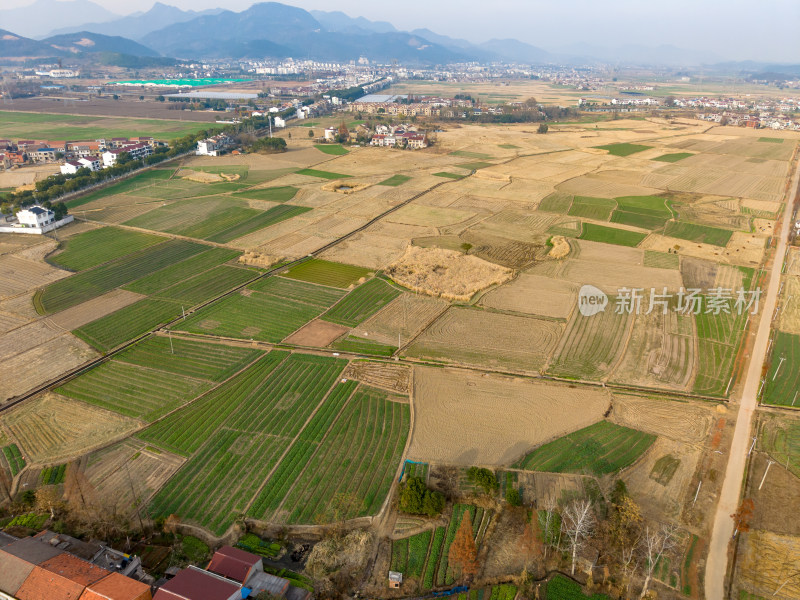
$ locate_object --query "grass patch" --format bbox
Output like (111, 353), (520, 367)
(643, 250), (680, 269)
(568, 196), (616, 221)
(296, 168), (351, 180)
(379, 174), (411, 187)
(433, 172), (466, 179)
(514, 421), (655, 475)
(498, 144), (520, 149)
(650, 454), (681, 485)
(664, 221), (733, 247)
(49, 227), (163, 271)
(652, 152), (693, 162)
(232, 185), (299, 203)
(450, 150), (493, 159)
(322, 278), (401, 327)
(282, 259), (372, 289)
(457, 161), (493, 170)
(74, 298), (183, 352)
(759, 137), (783, 143)
(314, 144), (349, 155)
(579, 223), (647, 247)
(595, 142), (652, 156)
(545, 574), (611, 599)
(331, 336), (397, 356)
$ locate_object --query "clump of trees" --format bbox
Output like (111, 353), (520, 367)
(249, 137), (287, 153)
(466, 467), (498, 495)
(398, 476), (445, 516)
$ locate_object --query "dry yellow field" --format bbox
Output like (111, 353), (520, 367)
(478, 273), (577, 319)
(408, 366), (610, 465)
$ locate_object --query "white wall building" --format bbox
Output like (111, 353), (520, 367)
(102, 143), (152, 167)
(2, 205), (74, 235)
(196, 134), (235, 157)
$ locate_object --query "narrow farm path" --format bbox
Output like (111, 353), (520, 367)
(704, 152), (800, 600)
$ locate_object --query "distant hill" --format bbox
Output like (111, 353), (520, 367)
(478, 38), (550, 64)
(0, 0), (119, 38)
(47, 2), (224, 41)
(0, 29), (61, 58)
(310, 10), (397, 35)
(42, 32), (160, 57)
(140, 2), (464, 63)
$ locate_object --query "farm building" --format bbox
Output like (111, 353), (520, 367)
(153, 567), (242, 600)
(388, 571), (403, 588)
(0, 205), (74, 235)
(196, 134), (235, 157)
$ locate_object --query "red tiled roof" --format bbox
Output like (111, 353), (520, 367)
(40, 553), (110, 586)
(16, 566), (85, 600)
(153, 568), (239, 600)
(79, 572), (152, 600)
(0, 550), (35, 596)
(206, 546), (259, 583)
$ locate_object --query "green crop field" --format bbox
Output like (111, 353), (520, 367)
(322, 278), (401, 327)
(762, 332), (800, 407)
(433, 172), (465, 179)
(117, 335), (262, 382)
(423, 527), (446, 590)
(514, 421), (655, 475)
(314, 144), (349, 155)
(122, 248), (240, 295)
(498, 144), (520, 149)
(545, 574), (611, 599)
(153, 265), (255, 305)
(457, 162), (493, 170)
(177, 276), (343, 343)
(0, 111), (208, 142)
(296, 168), (351, 180)
(37, 239), (206, 314)
(74, 298), (183, 352)
(652, 152), (693, 162)
(539, 192), (573, 214)
(392, 530), (431, 578)
(282, 259), (372, 288)
(761, 417), (800, 479)
(331, 336), (397, 356)
(232, 186), (299, 202)
(379, 175), (411, 186)
(40, 464), (67, 486)
(664, 222), (733, 247)
(146, 353), (347, 534)
(56, 360), (211, 422)
(248, 385), (409, 524)
(49, 227), (163, 271)
(67, 169), (176, 208)
(450, 150), (493, 159)
(567, 196), (616, 221)
(579, 223), (647, 247)
(139, 351), (289, 455)
(2, 444), (25, 476)
(610, 211), (669, 229)
(437, 504), (477, 586)
(650, 454), (681, 485)
(759, 137), (783, 143)
(595, 142), (652, 156)
(643, 250), (680, 269)
(206, 205), (311, 244)
(610, 196), (672, 230)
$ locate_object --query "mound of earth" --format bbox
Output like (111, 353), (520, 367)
(548, 235), (570, 259)
(385, 246), (512, 302)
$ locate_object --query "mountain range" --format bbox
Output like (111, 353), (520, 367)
(2, 0), (784, 68)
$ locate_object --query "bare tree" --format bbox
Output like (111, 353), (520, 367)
(541, 498), (558, 560)
(561, 499), (596, 575)
(638, 523), (679, 598)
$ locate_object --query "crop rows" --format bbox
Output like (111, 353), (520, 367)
(66, 169), (174, 208)
(322, 278), (401, 327)
(2, 444), (25, 476)
(567, 196), (616, 221)
(147, 354), (346, 533)
(40, 464), (66, 485)
(139, 351), (289, 455)
(56, 360), (211, 422)
(664, 222), (734, 247)
(232, 186), (299, 203)
(282, 259), (372, 289)
(437, 504), (476, 586)
(514, 420), (655, 475)
(123, 248), (240, 295)
(175, 206), (260, 240)
(579, 223), (648, 247)
(74, 298), (184, 352)
(763, 332), (800, 406)
(296, 168), (352, 180)
(406, 530), (432, 578)
(261, 387), (409, 524)
(206, 205), (312, 244)
(332, 336), (397, 356)
(422, 527), (446, 590)
(117, 336), (262, 382)
(39, 239), (206, 314)
(545, 574), (610, 599)
(155, 265), (256, 305)
(595, 143), (651, 156)
(49, 227), (163, 271)
(250, 276), (346, 306)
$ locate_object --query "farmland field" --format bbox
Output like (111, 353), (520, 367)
(146, 353), (348, 534)
(760, 416), (800, 479)
(653, 152), (693, 163)
(322, 278), (401, 327)
(579, 223), (648, 247)
(595, 143), (652, 156)
(1, 444), (25, 476)
(643, 250), (680, 269)
(153, 265), (256, 304)
(282, 259), (372, 288)
(331, 336), (398, 357)
(232, 186), (299, 202)
(296, 168), (351, 179)
(664, 222), (734, 247)
(122, 248), (240, 295)
(545, 574), (611, 599)
(567, 196), (616, 221)
(74, 298), (183, 352)
(248, 385), (409, 524)
(514, 420), (655, 475)
(314, 144), (349, 155)
(48, 227), (163, 271)
(37, 239), (207, 314)
(762, 332), (800, 407)
(433, 172), (466, 179)
(379, 175), (412, 186)
(206, 205), (312, 244)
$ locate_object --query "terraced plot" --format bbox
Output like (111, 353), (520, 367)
(37, 240), (206, 314)
(282, 259), (372, 288)
(56, 361), (210, 422)
(74, 298), (183, 353)
(48, 227), (163, 271)
(146, 353), (347, 534)
(322, 278), (401, 327)
(514, 420), (655, 475)
(249, 384), (409, 524)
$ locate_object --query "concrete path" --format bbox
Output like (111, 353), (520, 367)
(704, 157), (800, 600)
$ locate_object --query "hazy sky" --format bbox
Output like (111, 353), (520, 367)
(6, 0), (800, 62)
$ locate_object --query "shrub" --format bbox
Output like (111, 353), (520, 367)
(506, 487), (522, 506)
(399, 477), (445, 517)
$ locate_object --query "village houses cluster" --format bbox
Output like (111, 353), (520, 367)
(0, 137), (164, 172)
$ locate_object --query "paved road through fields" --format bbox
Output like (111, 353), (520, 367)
(704, 156), (800, 600)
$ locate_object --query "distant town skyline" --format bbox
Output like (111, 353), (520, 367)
(3, 0), (799, 63)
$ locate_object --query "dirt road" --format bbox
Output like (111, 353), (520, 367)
(704, 157), (800, 599)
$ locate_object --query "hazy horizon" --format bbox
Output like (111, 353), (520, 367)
(2, 0), (799, 63)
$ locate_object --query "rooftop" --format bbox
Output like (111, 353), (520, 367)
(206, 546), (260, 584)
(153, 567), (240, 600)
(79, 572), (152, 600)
